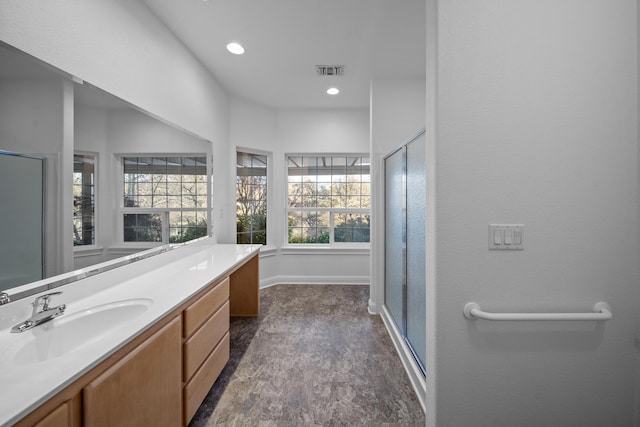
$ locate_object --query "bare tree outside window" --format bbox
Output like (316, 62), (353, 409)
(122, 156), (208, 244)
(73, 154), (96, 246)
(236, 151), (267, 244)
(287, 155), (370, 244)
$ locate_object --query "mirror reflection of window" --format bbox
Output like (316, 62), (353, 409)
(121, 156), (209, 244)
(73, 153), (96, 247)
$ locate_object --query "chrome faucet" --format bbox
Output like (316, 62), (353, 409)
(0, 293), (9, 305)
(11, 292), (66, 333)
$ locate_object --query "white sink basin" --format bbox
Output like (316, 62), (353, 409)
(8, 298), (153, 365)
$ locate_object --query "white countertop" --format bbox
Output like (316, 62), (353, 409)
(0, 240), (260, 426)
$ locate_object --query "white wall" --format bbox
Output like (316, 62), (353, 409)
(0, 0), (231, 241)
(427, 1), (639, 425)
(369, 77), (426, 313)
(0, 0), (228, 144)
(230, 98), (371, 285)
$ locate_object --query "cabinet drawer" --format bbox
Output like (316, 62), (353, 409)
(184, 277), (229, 338)
(184, 332), (230, 424)
(183, 301), (229, 380)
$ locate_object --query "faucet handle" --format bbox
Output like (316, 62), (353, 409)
(34, 292), (63, 311)
(0, 293), (10, 305)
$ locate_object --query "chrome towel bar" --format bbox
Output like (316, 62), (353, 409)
(463, 302), (612, 321)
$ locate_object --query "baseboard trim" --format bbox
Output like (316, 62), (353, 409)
(380, 305), (426, 414)
(368, 298), (379, 314)
(260, 275), (370, 288)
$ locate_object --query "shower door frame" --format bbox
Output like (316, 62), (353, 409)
(383, 130), (426, 376)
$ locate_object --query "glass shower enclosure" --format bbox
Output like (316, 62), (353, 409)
(384, 130), (426, 375)
(0, 151), (45, 291)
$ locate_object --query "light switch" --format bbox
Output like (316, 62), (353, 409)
(504, 230), (513, 245)
(513, 230), (522, 245)
(493, 229), (502, 245)
(489, 224), (524, 250)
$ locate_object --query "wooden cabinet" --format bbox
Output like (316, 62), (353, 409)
(15, 251), (259, 427)
(32, 402), (70, 427)
(184, 333), (229, 423)
(82, 316), (182, 427)
(184, 277), (229, 337)
(229, 253), (259, 316)
(184, 301), (229, 379)
(182, 278), (230, 425)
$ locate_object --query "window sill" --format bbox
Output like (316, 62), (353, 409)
(73, 246), (104, 257)
(259, 245), (278, 257)
(281, 245), (370, 256)
(107, 246), (164, 257)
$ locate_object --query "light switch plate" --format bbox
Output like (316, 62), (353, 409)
(489, 224), (524, 250)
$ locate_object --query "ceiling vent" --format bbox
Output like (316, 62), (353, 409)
(316, 65), (344, 76)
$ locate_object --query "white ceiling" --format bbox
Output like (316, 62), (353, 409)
(143, 0), (426, 109)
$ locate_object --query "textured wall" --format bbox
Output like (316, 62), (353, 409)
(428, 1), (639, 425)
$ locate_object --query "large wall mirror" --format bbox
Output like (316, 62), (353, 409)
(0, 44), (213, 297)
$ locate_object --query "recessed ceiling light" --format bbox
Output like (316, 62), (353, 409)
(226, 42), (245, 55)
(327, 87), (340, 95)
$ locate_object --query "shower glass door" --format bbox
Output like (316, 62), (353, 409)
(384, 131), (426, 375)
(384, 147), (405, 331)
(0, 152), (44, 291)
(405, 133), (426, 371)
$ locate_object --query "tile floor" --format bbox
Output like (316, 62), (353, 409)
(189, 284), (425, 426)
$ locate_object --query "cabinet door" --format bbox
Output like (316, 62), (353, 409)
(229, 253), (259, 316)
(82, 317), (182, 427)
(33, 401), (69, 427)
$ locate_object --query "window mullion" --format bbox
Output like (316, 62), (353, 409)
(163, 211), (169, 243)
(329, 211), (335, 244)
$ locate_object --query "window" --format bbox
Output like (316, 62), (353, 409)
(73, 154), (96, 246)
(122, 156), (208, 244)
(236, 151), (267, 244)
(287, 155), (370, 245)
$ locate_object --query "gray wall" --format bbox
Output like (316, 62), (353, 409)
(426, 1), (639, 425)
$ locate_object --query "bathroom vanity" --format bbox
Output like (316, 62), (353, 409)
(0, 240), (260, 426)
